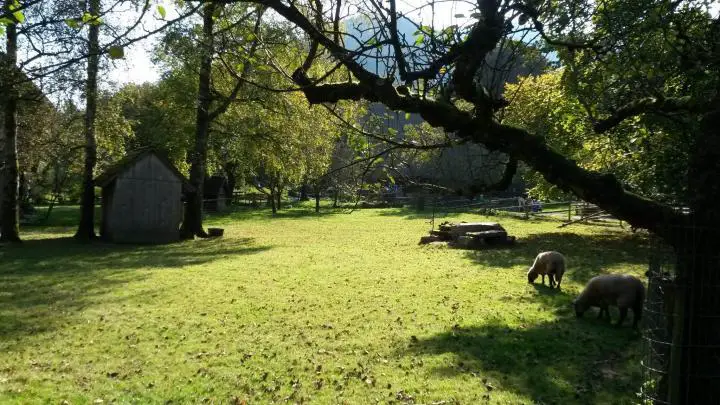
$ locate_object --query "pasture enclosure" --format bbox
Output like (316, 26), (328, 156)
(0, 206), (648, 404)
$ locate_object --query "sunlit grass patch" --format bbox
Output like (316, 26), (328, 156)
(1, 205), (648, 404)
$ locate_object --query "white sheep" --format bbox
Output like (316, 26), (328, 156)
(527, 251), (566, 288)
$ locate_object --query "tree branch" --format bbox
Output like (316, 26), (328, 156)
(387, 0), (409, 81)
(301, 0), (323, 72)
(513, 2), (601, 51)
(288, 77), (681, 236)
(593, 95), (708, 133)
(209, 7), (266, 121)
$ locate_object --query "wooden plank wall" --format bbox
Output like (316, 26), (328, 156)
(108, 154), (183, 243)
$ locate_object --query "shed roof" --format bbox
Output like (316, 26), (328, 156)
(94, 148), (195, 193)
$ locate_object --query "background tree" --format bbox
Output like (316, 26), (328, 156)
(74, 0), (101, 240)
(1, 0), (25, 242)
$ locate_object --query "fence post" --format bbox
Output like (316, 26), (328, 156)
(568, 201), (572, 222)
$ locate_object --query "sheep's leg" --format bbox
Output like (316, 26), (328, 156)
(548, 273), (556, 287)
(598, 306), (611, 321)
(541, 274), (545, 285)
(616, 307), (628, 327)
(632, 305), (642, 328)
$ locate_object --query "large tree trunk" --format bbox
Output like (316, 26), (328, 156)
(300, 181), (309, 201)
(664, 231), (720, 405)
(180, 1), (217, 239)
(270, 187), (277, 215)
(662, 103), (720, 405)
(74, 0), (100, 241)
(315, 184), (320, 213)
(0, 6), (21, 243)
(18, 171), (31, 216)
(224, 162), (237, 201)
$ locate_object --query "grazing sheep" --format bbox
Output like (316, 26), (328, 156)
(573, 274), (646, 327)
(527, 251), (566, 288)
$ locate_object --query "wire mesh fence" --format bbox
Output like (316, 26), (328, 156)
(641, 225), (720, 404)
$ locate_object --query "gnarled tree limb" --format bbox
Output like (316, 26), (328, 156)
(289, 75), (681, 237)
(593, 95), (706, 133)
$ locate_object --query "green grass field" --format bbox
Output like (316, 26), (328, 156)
(0, 205), (649, 404)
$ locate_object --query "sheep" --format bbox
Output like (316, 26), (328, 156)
(527, 251), (566, 288)
(573, 274), (646, 327)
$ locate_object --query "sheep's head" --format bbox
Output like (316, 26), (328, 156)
(573, 299), (588, 318)
(527, 268), (538, 283)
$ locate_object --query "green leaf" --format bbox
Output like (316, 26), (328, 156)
(12, 10), (25, 24)
(405, 112), (410, 120)
(414, 34), (424, 45)
(157, 5), (166, 19)
(0, 17), (13, 25)
(108, 46), (124, 59)
(0, 26), (4, 36)
(82, 12), (92, 23)
(65, 18), (80, 29)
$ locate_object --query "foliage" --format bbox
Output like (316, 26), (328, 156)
(504, 69), (691, 203)
(146, 11), (362, 200)
(1, 205), (648, 404)
(113, 80), (195, 174)
(14, 93), (131, 205)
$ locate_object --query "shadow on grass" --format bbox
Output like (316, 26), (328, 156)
(206, 206), (350, 222)
(465, 231), (650, 284)
(376, 206), (469, 220)
(0, 236), (272, 342)
(404, 319), (642, 404)
(23, 205), (99, 228)
(375, 206), (573, 222)
(27, 205), (351, 232)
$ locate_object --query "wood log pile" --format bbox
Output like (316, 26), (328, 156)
(419, 221), (517, 249)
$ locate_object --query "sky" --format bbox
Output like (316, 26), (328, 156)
(107, 1), (720, 87)
(107, 0), (475, 87)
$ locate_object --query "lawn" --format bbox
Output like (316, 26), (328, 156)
(0, 205), (649, 404)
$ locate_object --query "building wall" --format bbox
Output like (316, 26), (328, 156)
(106, 154), (183, 243)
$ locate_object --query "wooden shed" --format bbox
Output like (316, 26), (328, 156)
(203, 175), (230, 212)
(95, 149), (193, 244)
